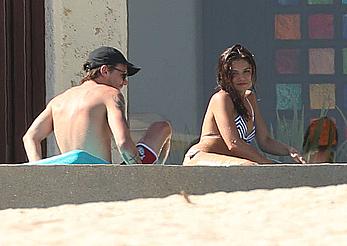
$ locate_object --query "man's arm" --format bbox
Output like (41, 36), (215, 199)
(106, 91), (141, 164)
(22, 102), (54, 162)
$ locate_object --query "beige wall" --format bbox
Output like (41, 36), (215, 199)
(45, 0), (127, 159)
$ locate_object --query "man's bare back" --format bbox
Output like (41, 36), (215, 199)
(51, 81), (119, 162)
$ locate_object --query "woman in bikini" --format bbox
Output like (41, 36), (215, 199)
(183, 44), (305, 166)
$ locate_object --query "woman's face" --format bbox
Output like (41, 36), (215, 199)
(229, 59), (253, 94)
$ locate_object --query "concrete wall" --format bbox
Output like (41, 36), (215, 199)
(1, 164), (347, 209)
(128, 0), (203, 162)
(45, 0), (127, 159)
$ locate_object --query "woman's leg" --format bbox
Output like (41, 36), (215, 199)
(137, 121), (172, 164)
(183, 151), (257, 166)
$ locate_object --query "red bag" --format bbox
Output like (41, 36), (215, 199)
(303, 117), (337, 151)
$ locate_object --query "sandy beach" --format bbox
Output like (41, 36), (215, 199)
(1, 184), (347, 245)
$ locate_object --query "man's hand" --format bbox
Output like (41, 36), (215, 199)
(120, 148), (142, 164)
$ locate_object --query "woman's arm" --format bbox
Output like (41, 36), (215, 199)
(250, 95), (305, 163)
(212, 92), (272, 164)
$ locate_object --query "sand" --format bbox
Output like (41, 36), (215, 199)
(1, 185), (347, 245)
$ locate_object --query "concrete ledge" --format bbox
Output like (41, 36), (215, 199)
(1, 164), (347, 209)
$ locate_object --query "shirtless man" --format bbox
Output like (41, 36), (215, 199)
(23, 46), (172, 164)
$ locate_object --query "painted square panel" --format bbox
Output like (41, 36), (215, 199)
(275, 14), (301, 40)
(343, 15), (347, 39)
(308, 14), (334, 39)
(309, 48), (335, 74)
(276, 49), (300, 74)
(308, 0), (333, 4)
(276, 84), (302, 110)
(309, 84), (336, 109)
(278, 0), (300, 4)
(343, 0), (347, 4)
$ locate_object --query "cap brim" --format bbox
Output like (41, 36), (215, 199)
(128, 65), (141, 76)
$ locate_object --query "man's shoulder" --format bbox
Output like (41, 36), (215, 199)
(88, 85), (124, 105)
(93, 84), (120, 93)
(50, 84), (122, 106)
(95, 85), (123, 100)
(76, 83), (122, 97)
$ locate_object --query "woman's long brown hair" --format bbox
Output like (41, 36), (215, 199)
(216, 44), (256, 121)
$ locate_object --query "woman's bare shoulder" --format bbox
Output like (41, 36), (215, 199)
(211, 90), (231, 104)
(210, 90), (235, 114)
(245, 90), (257, 104)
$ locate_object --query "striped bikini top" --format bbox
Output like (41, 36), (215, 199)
(235, 98), (256, 144)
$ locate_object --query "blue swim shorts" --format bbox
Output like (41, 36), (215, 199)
(28, 150), (110, 165)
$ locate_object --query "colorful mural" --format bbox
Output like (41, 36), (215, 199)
(274, 0), (346, 133)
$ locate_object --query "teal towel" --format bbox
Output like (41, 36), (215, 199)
(30, 150), (110, 165)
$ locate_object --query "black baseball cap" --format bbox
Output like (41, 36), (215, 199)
(83, 46), (141, 76)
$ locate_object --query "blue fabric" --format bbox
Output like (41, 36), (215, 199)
(30, 150), (110, 165)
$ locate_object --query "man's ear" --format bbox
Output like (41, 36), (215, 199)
(99, 65), (109, 76)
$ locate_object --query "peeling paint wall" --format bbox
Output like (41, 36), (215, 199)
(45, 0), (127, 158)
